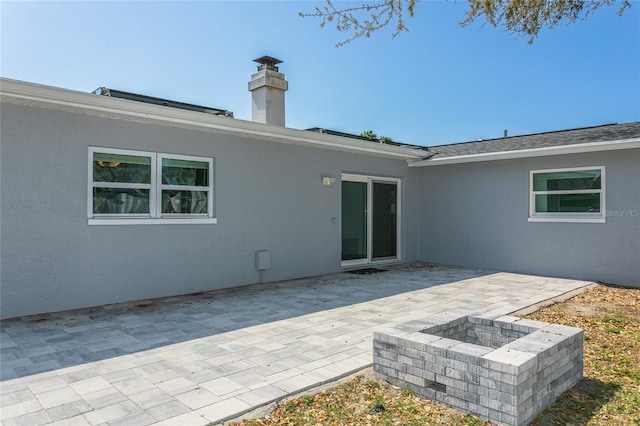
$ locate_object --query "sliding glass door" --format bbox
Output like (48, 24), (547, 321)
(372, 181), (398, 260)
(341, 174), (400, 266)
(341, 180), (368, 262)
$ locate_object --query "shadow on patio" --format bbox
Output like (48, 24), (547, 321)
(1, 263), (492, 380)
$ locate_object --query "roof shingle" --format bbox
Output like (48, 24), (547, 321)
(427, 122), (640, 159)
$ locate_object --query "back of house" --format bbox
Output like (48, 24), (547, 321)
(1, 60), (638, 319)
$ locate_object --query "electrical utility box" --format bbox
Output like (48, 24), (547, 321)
(255, 250), (271, 271)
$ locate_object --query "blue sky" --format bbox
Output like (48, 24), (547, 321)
(2, 1), (639, 146)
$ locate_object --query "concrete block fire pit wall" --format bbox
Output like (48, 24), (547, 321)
(373, 311), (583, 426)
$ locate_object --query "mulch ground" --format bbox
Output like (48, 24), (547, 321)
(527, 284), (640, 425)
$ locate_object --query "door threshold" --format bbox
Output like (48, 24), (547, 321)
(345, 267), (388, 275)
(341, 259), (401, 270)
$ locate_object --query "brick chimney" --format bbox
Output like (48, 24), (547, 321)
(248, 56), (288, 126)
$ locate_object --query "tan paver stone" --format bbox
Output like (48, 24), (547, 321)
(142, 368), (181, 384)
(36, 387), (82, 410)
(82, 388), (127, 410)
(200, 376), (245, 397)
(236, 384), (287, 407)
(155, 377), (197, 396)
(50, 415), (91, 425)
(263, 367), (305, 385)
(0, 382), (29, 397)
(181, 368), (220, 386)
(173, 387), (221, 410)
(159, 350), (207, 364)
(112, 377), (155, 397)
(273, 373), (323, 393)
(0, 389), (35, 408)
(99, 369), (138, 385)
(82, 400), (139, 425)
(59, 368), (99, 383)
(127, 387), (173, 410)
(196, 396), (252, 423)
(69, 377), (112, 396)
(145, 400), (190, 422)
(106, 411), (156, 426)
(93, 359), (137, 375)
(237, 335), (267, 345)
(45, 400), (92, 422)
(1, 398), (44, 419)
(2, 410), (51, 426)
(27, 377), (69, 395)
(152, 411), (209, 426)
(205, 353), (244, 367)
(321, 357), (369, 377)
(252, 341), (287, 352)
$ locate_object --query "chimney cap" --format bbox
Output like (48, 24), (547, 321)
(254, 56), (283, 72)
(254, 56), (283, 66)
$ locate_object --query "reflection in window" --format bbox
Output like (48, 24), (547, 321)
(93, 188), (150, 214)
(162, 191), (208, 214)
(162, 158), (209, 186)
(93, 153), (151, 184)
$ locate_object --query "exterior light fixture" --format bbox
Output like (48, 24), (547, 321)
(322, 177), (336, 186)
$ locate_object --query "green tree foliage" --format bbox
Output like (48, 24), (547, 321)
(361, 130), (379, 140)
(301, 0), (631, 46)
(361, 130), (394, 142)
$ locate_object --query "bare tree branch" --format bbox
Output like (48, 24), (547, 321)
(300, 0), (631, 46)
(300, 0), (418, 47)
(462, 0), (631, 44)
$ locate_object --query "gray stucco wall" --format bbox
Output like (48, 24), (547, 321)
(417, 150), (640, 287)
(1, 103), (418, 318)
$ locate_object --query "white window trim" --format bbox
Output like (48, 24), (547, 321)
(528, 166), (605, 223)
(88, 147), (216, 225)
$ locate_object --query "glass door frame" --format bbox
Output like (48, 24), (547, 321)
(341, 173), (401, 267)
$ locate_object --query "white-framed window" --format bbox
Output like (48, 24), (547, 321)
(529, 166), (605, 223)
(88, 147), (216, 225)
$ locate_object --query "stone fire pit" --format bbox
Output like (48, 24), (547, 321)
(373, 311), (583, 426)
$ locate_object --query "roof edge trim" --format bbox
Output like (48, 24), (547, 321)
(409, 138), (640, 167)
(0, 78), (427, 161)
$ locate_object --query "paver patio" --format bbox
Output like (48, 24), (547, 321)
(0, 263), (593, 425)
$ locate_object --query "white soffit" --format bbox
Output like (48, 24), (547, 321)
(409, 138), (640, 167)
(0, 78), (427, 161)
